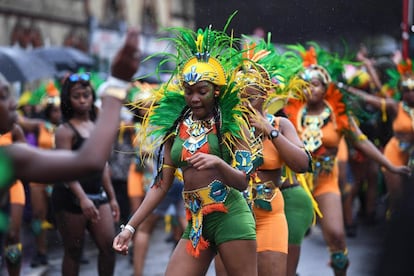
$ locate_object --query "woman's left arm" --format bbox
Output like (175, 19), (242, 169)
(102, 163), (120, 222)
(269, 117), (310, 172)
(348, 117), (411, 175)
(250, 113), (310, 172)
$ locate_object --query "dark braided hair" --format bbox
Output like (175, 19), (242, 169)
(212, 98), (224, 158)
(155, 106), (191, 174)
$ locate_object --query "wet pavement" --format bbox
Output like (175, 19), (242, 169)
(3, 213), (386, 276)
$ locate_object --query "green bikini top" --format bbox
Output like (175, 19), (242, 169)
(170, 116), (231, 167)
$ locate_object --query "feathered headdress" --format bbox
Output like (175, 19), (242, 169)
(284, 42), (364, 136)
(286, 42), (349, 85)
(228, 34), (308, 114)
(386, 58), (414, 98)
(131, 12), (250, 161)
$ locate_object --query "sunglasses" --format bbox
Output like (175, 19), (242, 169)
(68, 73), (91, 83)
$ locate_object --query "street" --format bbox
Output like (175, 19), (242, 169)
(4, 213), (386, 276)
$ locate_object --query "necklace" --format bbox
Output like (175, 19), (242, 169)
(183, 113), (215, 154)
(299, 106), (331, 152)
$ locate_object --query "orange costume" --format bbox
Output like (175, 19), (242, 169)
(30, 123), (55, 188)
(127, 122), (149, 199)
(383, 102), (414, 167)
(252, 116), (288, 253)
(285, 84), (351, 197)
(0, 132), (26, 205)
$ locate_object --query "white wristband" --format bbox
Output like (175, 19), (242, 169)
(106, 76), (130, 89)
(120, 224), (135, 235)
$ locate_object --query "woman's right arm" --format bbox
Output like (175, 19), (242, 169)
(113, 140), (176, 255)
(5, 29), (140, 184)
(17, 116), (42, 134)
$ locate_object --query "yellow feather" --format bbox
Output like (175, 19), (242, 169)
(196, 34), (203, 53)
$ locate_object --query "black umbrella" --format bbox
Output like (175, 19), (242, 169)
(0, 47), (57, 83)
(31, 46), (95, 71)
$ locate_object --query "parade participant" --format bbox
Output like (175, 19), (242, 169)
(0, 28), (140, 211)
(341, 46), (389, 235)
(51, 69), (121, 275)
(337, 58), (414, 216)
(113, 20), (258, 276)
(284, 44), (410, 276)
(0, 124), (26, 276)
(131, 146), (186, 276)
(215, 36), (312, 276)
(17, 81), (62, 267)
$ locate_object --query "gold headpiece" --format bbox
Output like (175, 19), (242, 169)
(181, 55), (226, 86)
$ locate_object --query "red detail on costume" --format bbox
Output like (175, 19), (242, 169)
(185, 203), (228, 221)
(185, 209), (192, 221)
(243, 42), (257, 60)
(186, 237), (210, 258)
(182, 143), (210, 161)
(202, 203), (228, 215)
(283, 97), (303, 130)
(324, 83), (349, 131)
(301, 47), (317, 67)
(285, 84), (349, 132)
(397, 59), (413, 76)
(184, 203), (228, 257)
(178, 121), (214, 160)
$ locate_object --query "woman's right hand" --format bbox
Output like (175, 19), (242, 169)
(80, 197), (100, 222)
(113, 230), (133, 255)
(111, 28), (141, 81)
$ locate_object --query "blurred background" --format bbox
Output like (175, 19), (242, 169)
(0, 0), (411, 92)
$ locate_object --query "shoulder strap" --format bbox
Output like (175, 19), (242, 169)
(65, 121), (83, 142)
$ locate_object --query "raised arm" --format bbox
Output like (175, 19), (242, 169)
(250, 113), (310, 173)
(5, 29), (140, 184)
(356, 46), (382, 90)
(337, 82), (399, 117)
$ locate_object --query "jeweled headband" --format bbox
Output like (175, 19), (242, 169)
(300, 64), (331, 86)
(181, 55), (226, 86)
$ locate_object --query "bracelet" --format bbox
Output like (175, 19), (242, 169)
(120, 224), (135, 235)
(101, 87), (128, 101)
(106, 76), (130, 89)
(380, 98), (387, 122)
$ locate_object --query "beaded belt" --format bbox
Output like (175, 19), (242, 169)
(398, 140), (414, 169)
(252, 180), (278, 211)
(312, 155), (336, 176)
(182, 180), (230, 257)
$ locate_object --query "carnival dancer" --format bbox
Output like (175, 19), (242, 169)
(17, 81), (62, 267)
(51, 70), (122, 275)
(337, 58), (414, 217)
(341, 46), (389, 236)
(284, 43), (410, 276)
(113, 18), (259, 276)
(215, 36), (312, 276)
(0, 124), (26, 276)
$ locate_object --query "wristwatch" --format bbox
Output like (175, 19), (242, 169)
(268, 129), (279, 140)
